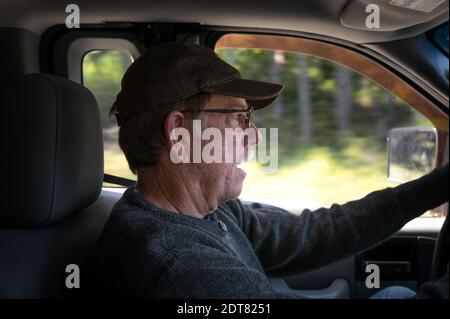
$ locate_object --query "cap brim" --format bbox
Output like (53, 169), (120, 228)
(204, 78), (283, 110)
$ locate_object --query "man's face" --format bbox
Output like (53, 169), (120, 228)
(193, 94), (260, 207)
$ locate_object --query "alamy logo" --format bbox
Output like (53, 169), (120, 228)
(65, 4), (80, 29)
(365, 264), (380, 289)
(65, 264), (80, 289)
(169, 120), (279, 174)
(365, 4), (381, 29)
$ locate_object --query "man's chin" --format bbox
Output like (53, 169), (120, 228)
(230, 164), (246, 198)
(217, 164), (247, 204)
(236, 163), (247, 179)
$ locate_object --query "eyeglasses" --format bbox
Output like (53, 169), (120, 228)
(182, 106), (254, 128)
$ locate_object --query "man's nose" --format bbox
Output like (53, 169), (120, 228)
(244, 123), (262, 147)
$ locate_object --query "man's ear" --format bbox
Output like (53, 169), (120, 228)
(164, 111), (187, 149)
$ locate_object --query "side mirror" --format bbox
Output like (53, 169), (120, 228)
(387, 127), (437, 183)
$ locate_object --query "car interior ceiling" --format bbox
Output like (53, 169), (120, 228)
(0, 0), (448, 298)
(0, 0), (447, 42)
(0, 0), (448, 105)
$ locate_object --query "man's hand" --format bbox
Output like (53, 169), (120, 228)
(415, 273), (449, 299)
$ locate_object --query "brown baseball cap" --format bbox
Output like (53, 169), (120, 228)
(114, 43), (283, 123)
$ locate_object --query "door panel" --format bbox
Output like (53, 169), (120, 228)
(269, 219), (442, 299)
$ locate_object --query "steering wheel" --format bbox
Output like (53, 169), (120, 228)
(430, 210), (449, 281)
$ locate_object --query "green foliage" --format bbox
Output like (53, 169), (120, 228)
(83, 50), (132, 131)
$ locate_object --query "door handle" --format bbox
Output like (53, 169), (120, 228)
(270, 277), (351, 299)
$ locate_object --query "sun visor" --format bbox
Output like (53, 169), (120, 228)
(340, 0), (449, 32)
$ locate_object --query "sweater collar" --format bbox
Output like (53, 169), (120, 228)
(122, 187), (225, 233)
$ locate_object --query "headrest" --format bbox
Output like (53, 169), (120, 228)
(0, 74), (104, 228)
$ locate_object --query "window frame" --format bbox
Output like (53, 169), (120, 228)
(68, 37), (140, 84)
(213, 33), (448, 217)
(214, 33), (448, 165)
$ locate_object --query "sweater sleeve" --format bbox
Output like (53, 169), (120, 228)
(155, 248), (305, 299)
(226, 164), (449, 277)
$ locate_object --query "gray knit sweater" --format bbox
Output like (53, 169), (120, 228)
(84, 165), (448, 298)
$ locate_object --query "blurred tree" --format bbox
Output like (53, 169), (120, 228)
(334, 65), (352, 132)
(297, 55), (313, 141)
(270, 51), (285, 117)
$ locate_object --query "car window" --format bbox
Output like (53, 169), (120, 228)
(82, 49), (135, 185)
(215, 34), (443, 217)
(430, 23), (449, 55)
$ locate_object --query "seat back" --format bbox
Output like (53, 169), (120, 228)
(0, 74), (110, 298)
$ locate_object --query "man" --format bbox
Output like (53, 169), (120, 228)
(84, 43), (449, 299)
